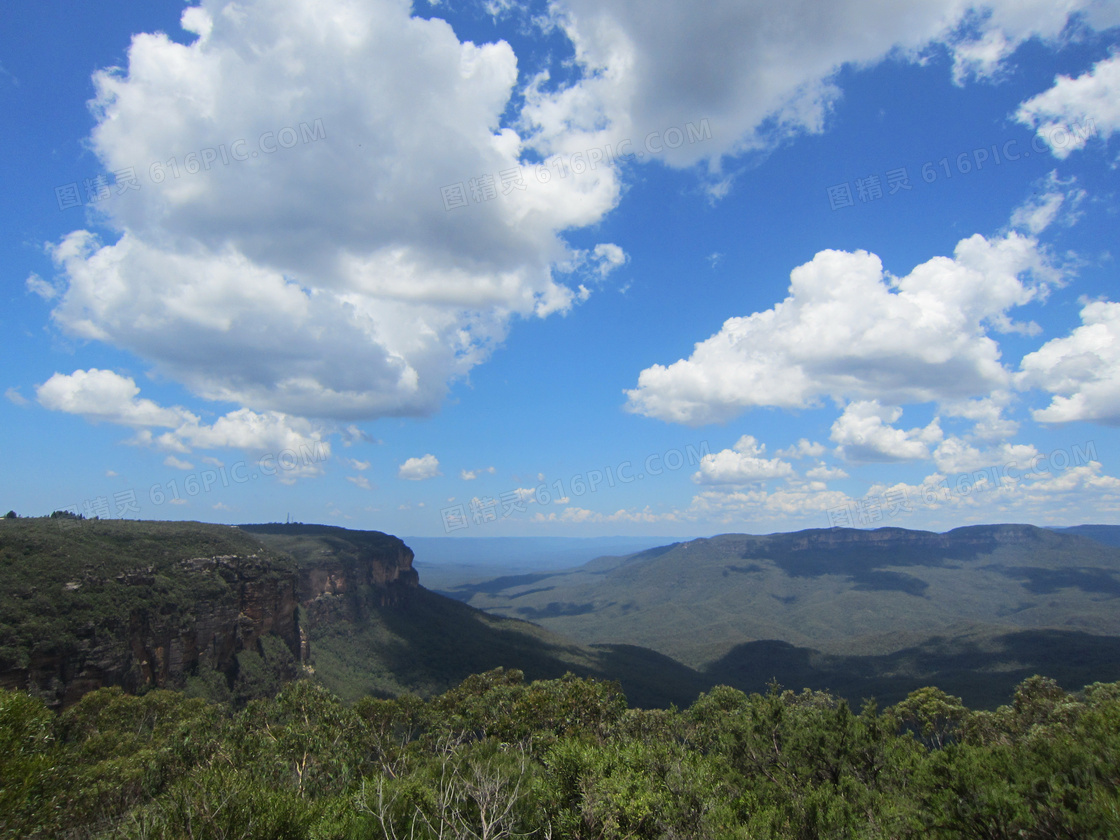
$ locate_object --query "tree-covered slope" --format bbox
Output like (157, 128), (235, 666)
(306, 584), (707, 708)
(7, 518), (1119, 714)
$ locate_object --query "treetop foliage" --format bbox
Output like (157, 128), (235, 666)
(2, 669), (1118, 839)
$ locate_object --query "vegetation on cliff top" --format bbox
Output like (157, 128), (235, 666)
(239, 522), (414, 570)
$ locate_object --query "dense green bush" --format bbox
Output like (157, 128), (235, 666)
(1, 671), (1118, 839)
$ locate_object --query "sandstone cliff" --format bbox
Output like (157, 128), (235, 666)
(240, 523), (419, 624)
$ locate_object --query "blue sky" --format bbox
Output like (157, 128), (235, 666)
(3, 0), (1120, 537)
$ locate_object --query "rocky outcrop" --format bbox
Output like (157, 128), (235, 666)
(133, 554), (302, 687)
(297, 541), (417, 622)
(239, 524), (420, 625)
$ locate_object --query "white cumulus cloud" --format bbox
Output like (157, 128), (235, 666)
(938, 394), (1019, 442)
(398, 453), (441, 480)
(40, 0), (1118, 433)
(805, 463), (849, 481)
(524, 0), (1111, 179)
(1016, 53), (1120, 159)
(1017, 300), (1120, 425)
(830, 401), (943, 463)
(37, 368), (190, 428)
(626, 231), (1056, 425)
(47, 0), (624, 424)
(692, 435), (794, 485)
(931, 437), (1040, 475)
(777, 438), (826, 459)
(36, 369), (329, 472)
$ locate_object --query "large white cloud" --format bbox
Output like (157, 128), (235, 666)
(49, 0), (625, 422)
(1018, 300), (1120, 424)
(1016, 53), (1120, 159)
(625, 231), (1056, 425)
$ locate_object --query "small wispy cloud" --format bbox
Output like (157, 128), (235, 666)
(25, 274), (58, 300)
(4, 387), (28, 406)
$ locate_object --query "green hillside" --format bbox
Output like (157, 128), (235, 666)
(1054, 524), (1120, 548)
(304, 586), (708, 708)
(6, 518), (1120, 714)
(705, 628), (1120, 709)
(240, 522), (416, 571)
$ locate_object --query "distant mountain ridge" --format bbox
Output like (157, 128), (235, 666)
(404, 535), (686, 596)
(1049, 524), (1120, 547)
(448, 523), (1120, 667)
